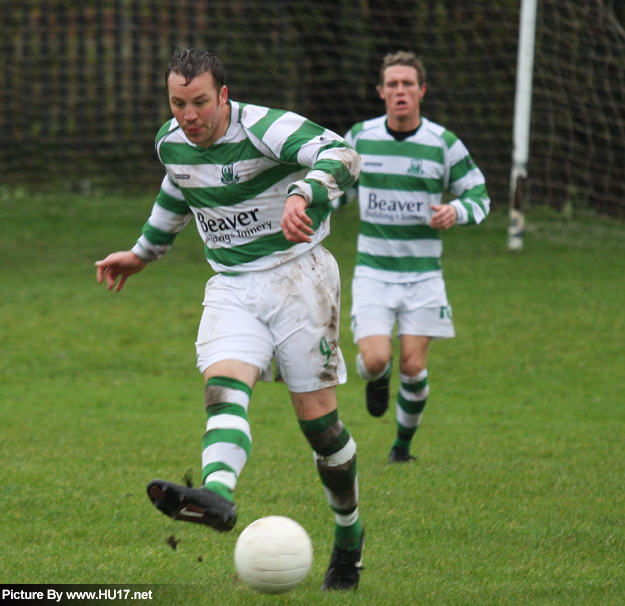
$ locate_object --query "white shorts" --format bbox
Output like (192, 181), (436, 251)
(351, 275), (455, 342)
(196, 245), (347, 393)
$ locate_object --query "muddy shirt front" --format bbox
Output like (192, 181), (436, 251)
(132, 100), (361, 274)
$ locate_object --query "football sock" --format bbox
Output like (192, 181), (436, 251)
(334, 511), (364, 552)
(356, 353), (392, 381)
(392, 370), (429, 452)
(201, 376), (252, 502)
(299, 409), (363, 551)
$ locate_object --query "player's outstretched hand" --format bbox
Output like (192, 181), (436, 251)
(430, 204), (457, 230)
(281, 195), (314, 243)
(95, 251), (147, 292)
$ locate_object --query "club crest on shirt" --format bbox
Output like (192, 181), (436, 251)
(221, 164), (240, 185)
(408, 159), (424, 175)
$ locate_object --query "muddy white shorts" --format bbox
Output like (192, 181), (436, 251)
(196, 245), (347, 393)
(351, 274), (455, 342)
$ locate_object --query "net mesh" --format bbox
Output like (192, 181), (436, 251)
(1, 0), (624, 214)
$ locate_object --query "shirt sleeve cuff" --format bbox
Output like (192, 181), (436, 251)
(131, 242), (152, 263)
(449, 200), (468, 225)
(287, 181), (313, 207)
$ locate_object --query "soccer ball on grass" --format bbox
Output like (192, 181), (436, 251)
(234, 516), (313, 594)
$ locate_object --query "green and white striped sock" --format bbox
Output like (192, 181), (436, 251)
(299, 410), (363, 551)
(201, 376), (252, 502)
(392, 370), (429, 452)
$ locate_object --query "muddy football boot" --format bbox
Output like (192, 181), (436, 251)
(365, 374), (390, 417)
(321, 530), (365, 590)
(147, 479), (236, 531)
(388, 446), (416, 463)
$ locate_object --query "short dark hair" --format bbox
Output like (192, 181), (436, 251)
(165, 48), (226, 90)
(379, 51), (426, 88)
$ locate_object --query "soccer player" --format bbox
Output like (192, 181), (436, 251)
(96, 49), (364, 591)
(341, 51), (490, 463)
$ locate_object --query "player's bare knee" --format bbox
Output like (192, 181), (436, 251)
(361, 352), (390, 376)
(399, 358), (426, 378)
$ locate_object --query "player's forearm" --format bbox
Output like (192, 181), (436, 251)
(450, 187), (491, 226)
(131, 235), (171, 263)
(288, 146), (361, 209)
(131, 197), (193, 262)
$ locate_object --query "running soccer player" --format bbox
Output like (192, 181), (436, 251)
(341, 51), (490, 463)
(96, 49), (364, 591)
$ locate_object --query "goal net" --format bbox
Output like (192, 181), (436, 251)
(0, 0), (623, 215)
(529, 0), (625, 216)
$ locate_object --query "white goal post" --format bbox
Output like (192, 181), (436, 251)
(508, 0), (538, 251)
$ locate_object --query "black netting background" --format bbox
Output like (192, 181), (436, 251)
(1, 0), (624, 214)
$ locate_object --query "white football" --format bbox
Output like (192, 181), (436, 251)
(234, 516), (313, 594)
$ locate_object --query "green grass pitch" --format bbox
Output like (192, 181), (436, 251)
(1, 186), (624, 605)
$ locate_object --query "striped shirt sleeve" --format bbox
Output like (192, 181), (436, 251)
(245, 108), (361, 208)
(445, 136), (490, 226)
(131, 174), (193, 262)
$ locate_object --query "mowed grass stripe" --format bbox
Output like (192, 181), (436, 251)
(1, 190), (623, 605)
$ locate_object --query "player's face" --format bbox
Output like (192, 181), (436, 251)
(379, 65), (426, 129)
(168, 71), (229, 148)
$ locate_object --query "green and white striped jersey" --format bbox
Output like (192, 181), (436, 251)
(343, 115), (490, 283)
(131, 100), (361, 274)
